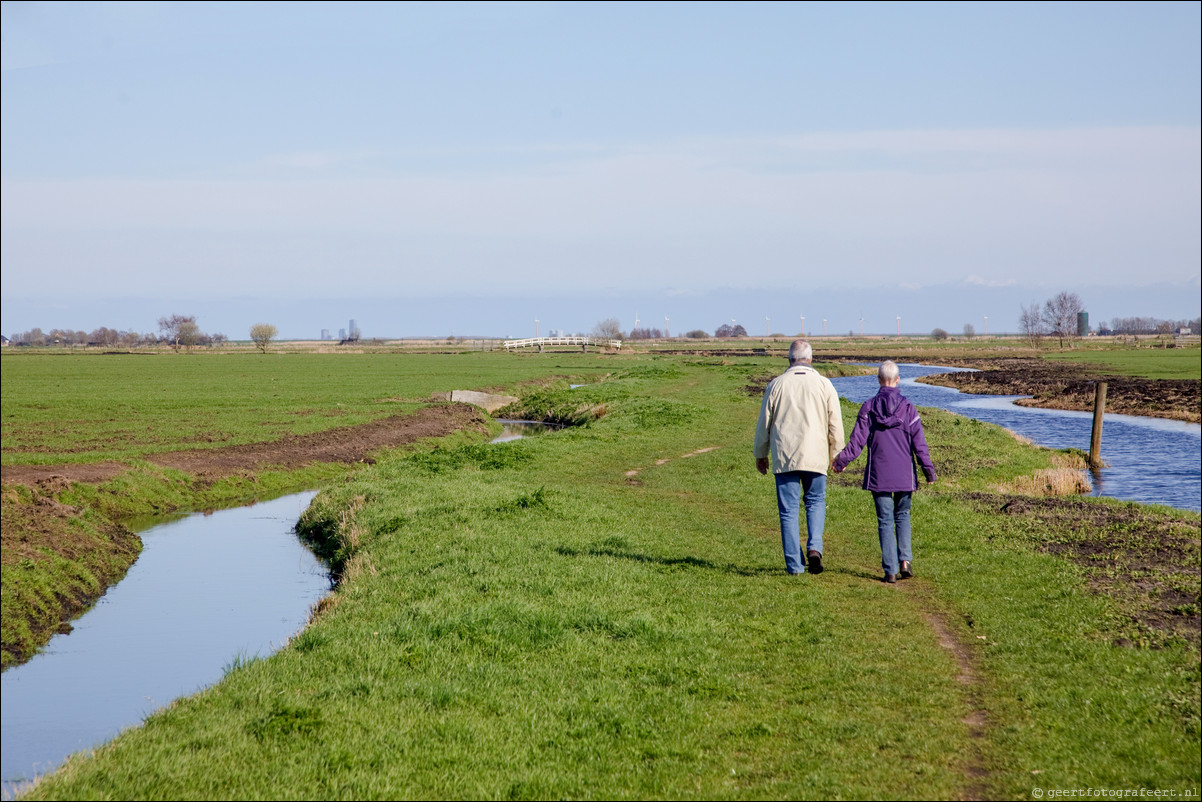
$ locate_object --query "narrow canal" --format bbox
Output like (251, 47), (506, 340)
(1, 491), (329, 799)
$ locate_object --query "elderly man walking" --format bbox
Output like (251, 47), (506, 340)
(754, 340), (845, 575)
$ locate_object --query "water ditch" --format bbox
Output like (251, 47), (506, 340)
(491, 419), (563, 443)
(0, 491), (329, 799)
(831, 364), (1201, 513)
(2, 422), (562, 796)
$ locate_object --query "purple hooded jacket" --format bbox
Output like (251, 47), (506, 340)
(833, 385), (936, 492)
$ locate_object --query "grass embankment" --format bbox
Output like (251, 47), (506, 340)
(19, 356), (1199, 799)
(0, 350), (617, 669)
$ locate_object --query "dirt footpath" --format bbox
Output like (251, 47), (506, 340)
(0, 403), (490, 487)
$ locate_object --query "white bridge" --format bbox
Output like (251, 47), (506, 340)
(503, 336), (622, 351)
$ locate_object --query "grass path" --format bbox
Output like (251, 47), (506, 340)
(20, 358), (1199, 799)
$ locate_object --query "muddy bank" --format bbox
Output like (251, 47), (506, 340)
(909, 358), (1200, 423)
(963, 493), (1200, 646)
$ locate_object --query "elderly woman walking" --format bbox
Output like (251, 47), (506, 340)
(833, 361), (936, 583)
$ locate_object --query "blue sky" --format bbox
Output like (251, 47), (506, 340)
(2, 1), (1199, 339)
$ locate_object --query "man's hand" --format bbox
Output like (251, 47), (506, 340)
(756, 457), (770, 475)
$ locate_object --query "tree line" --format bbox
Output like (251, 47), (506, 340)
(1100, 316), (1199, 336)
(6, 315), (287, 351)
(8, 315), (227, 350)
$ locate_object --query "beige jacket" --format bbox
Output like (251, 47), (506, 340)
(753, 364), (845, 474)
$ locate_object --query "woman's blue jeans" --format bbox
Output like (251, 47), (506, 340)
(775, 471), (826, 574)
(873, 491), (913, 575)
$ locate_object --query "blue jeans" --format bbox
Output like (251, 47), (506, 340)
(873, 491), (913, 575)
(775, 471), (827, 574)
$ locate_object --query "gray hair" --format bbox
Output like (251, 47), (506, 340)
(878, 360), (900, 383)
(788, 339), (813, 364)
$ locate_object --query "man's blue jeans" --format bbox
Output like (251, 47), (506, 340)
(873, 491), (913, 575)
(775, 471), (827, 574)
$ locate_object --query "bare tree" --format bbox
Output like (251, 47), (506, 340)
(1019, 301), (1044, 345)
(158, 314), (199, 350)
(962, 323), (975, 338)
(249, 323), (278, 353)
(592, 318), (624, 341)
(1041, 291), (1084, 348)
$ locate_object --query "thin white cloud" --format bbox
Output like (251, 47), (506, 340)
(962, 275), (1017, 288)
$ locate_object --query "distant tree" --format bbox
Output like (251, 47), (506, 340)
(1041, 291), (1084, 348)
(715, 323), (747, 338)
(211, 332), (228, 346)
(250, 323), (278, 353)
(1019, 301), (1044, 345)
(686, 329), (708, 339)
(962, 323), (975, 338)
(628, 327), (664, 340)
(592, 318), (624, 341)
(931, 328), (949, 341)
(177, 320), (202, 349)
(159, 314), (199, 350)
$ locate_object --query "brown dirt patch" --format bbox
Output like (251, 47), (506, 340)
(963, 493), (1201, 645)
(0, 404), (490, 487)
(149, 403), (488, 477)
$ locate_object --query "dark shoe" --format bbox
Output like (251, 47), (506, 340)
(899, 560), (912, 579)
(807, 550), (824, 574)
(884, 573), (897, 584)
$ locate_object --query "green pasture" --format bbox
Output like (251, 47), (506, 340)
(12, 353), (1198, 799)
(0, 350), (620, 465)
(1042, 347), (1202, 380)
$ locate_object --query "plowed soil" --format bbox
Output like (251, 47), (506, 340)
(910, 358), (1200, 423)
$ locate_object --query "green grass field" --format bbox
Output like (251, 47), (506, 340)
(1043, 347), (1202, 380)
(0, 350), (622, 465)
(3, 349), (1198, 799)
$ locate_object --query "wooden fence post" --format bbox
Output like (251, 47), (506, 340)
(1089, 381), (1107, 469)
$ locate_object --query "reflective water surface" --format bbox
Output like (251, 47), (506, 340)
(491, 419), (562, 443)
(831, 365), (1201, 512)
(1, 491), (329, 799)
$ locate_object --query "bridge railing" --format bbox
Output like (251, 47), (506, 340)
(503, 336), (622, 351)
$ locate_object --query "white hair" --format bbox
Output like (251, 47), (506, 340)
(788, 340), (812, 364)
(878, 360), (900, 383)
